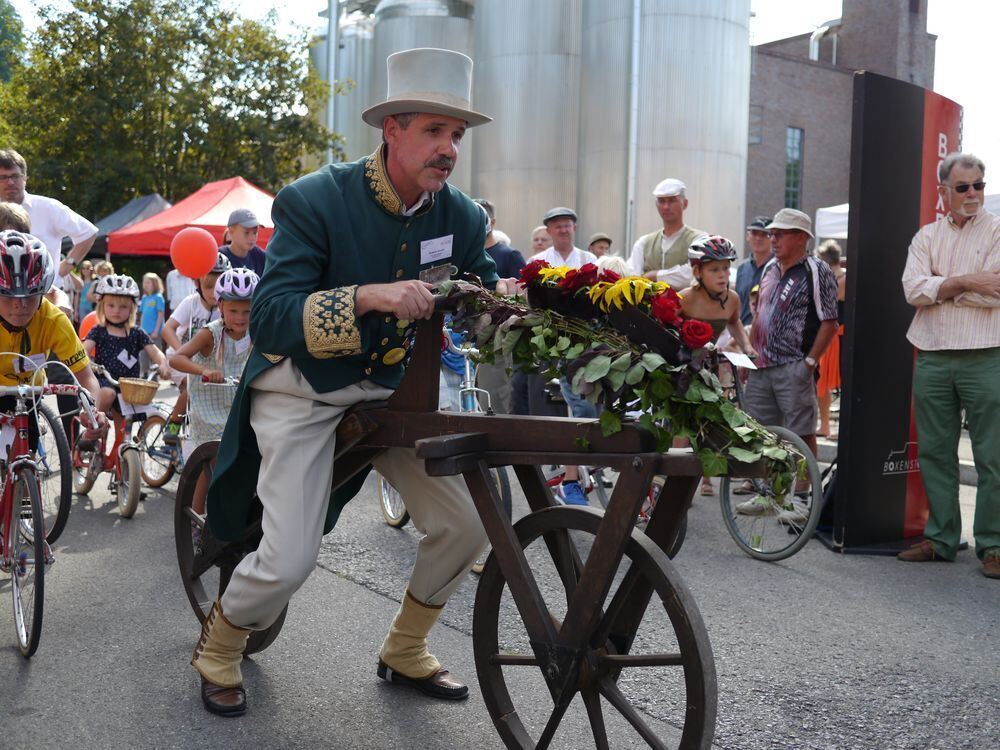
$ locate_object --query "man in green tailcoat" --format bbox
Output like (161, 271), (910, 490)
(190, 48), (513, 717)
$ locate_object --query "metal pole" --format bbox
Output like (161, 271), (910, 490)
(624, 0), (642, 255)
(325, 0), (340, 164)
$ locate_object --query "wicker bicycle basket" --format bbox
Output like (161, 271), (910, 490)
(119, 377), (158, 405)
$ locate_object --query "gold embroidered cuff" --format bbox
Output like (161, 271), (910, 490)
(303, 286), (363, 359)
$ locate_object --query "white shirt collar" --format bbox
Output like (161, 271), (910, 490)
(401, 192), (431, 217)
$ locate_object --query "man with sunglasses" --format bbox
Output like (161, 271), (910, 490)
(900, 152), (1000, 579)
(0, 149), (97, 286)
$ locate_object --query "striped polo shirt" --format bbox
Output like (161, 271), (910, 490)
(902, 211), (1000, 351)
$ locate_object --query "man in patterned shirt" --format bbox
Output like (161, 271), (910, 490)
(737, 208), (839, 519)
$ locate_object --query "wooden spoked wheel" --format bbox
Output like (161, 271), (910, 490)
(473, 506), (716, 749)
(174, 441), (286, 655)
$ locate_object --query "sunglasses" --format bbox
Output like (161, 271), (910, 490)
(948, 181), (986, 193)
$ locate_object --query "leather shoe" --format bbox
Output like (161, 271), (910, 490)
(983, 554), (1000, 579)
(201, 678), (247, 717)
(377, 660), (469, 700)
(897, 540), (949, 562)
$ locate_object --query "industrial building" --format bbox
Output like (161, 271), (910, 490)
(312, 0), (934, 256)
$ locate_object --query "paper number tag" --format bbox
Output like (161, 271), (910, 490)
(721, 351), (758, 370)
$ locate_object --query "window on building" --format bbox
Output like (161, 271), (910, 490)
(748, 105), (763, 145)
(785, 127), (804, 209)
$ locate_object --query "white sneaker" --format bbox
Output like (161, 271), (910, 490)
(777, 499), (810, 525)
(734, 495), (773, 515)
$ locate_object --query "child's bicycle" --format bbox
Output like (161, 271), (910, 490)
(378, 336), (512, 575)
(71, 365), (159, 518)
(0, 379), (98, 657)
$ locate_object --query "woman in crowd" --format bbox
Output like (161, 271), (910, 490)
(816, 240), (846, 438)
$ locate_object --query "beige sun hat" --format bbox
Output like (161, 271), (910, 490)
(362, 48), (492, 129)
(766, 208), (814, 238)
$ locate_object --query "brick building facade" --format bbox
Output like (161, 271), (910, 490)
(744, 0), (936, 242)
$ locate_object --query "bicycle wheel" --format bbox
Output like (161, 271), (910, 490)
(474, 506), (716, 748)
(471, 466), (514, 576)
(719, 426), (822, 561)
(588, 466), (615, 509)
(136, 412), (176, 488)
(71, 426), (100, 495)
(378, 472), (410, 528)
(10, 467), (45, 657)
(118, 448), (142, 519)
(174, 441), (285, 655)
(36, 402), (72, 544)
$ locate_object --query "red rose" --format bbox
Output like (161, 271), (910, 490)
(558, 263), (599, 293)
(599, 269), (621, 283)
(680, 319), (715, 349)
(650, 291), (682, 327)
(518, 259), (550, 286)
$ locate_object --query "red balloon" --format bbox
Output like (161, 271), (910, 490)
(170, 227), (218, 278)
(79, 310), (98, 340)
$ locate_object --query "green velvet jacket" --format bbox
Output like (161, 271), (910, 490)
(206, 146), (497, 541)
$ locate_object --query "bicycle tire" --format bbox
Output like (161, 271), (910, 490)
(36, 402), (72, 544)
(470, 466), (513, 576)
(378, 473), (410, 528)
(719, 426), (823, 561)
(10, 467), (45, 657)
(118, 448), (142, 519)
(589, 466), (614, 509)
(71, 426), (99, 495)
(136, 412), (176, 488)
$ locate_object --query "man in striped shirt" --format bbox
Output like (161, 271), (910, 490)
(899, 152), (1000, 579)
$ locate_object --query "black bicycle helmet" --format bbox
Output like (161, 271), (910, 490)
(209, 252), (233, 275)
(688, 235), (737, 264)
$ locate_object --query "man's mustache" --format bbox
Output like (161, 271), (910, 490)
(425, 157), (454, 171)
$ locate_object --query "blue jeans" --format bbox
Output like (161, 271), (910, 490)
(559, 376), (597, 419)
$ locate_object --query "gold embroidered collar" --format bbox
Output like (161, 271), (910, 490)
(364, 145), (436, 218)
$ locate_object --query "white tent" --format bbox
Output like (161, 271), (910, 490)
(816, 194), (1000, 240)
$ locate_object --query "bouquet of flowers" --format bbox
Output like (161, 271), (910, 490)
(443, 278), (799, 493)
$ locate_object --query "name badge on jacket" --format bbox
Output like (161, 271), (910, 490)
(420, 234), (453, 265)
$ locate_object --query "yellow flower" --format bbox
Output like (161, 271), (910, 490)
(537, 265), (570, 284)
(595, 276), (657, 311)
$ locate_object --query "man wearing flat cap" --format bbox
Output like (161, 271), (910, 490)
(221, 208), (267, 276)
(735, 215), (773, 325)
(588, 232), (612, 258)
(191, 47), (510, 717)
(628, 178), (706, 287)
(530, 207), (598, 268)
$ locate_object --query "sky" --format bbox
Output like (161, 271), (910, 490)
(10, 0), (1000, 178)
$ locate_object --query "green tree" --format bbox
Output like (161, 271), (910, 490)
(0, 0), (23, 82)
(3, 0), (339, 220)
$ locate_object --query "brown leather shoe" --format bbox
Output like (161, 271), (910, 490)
(201, 678), (247, 717)
(377, 660), (469, 700)
(897, 540), (948, 562)
(983, 554), (1000, 579)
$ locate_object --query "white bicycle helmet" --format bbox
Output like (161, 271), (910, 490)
(95, 273), (141, 301)
(214, 267), (259, 301)
(0, 231), (54, 298)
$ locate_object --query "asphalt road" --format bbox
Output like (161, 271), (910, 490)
(0, 451), (996, 749)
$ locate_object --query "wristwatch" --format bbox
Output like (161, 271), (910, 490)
(804, 356), (817, 368)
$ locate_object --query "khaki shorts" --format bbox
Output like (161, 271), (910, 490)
(743, 359), (818, 437)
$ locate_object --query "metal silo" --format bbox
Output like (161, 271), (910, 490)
(578, 0), (751, 254)
(371, 0), (476, 192)
(335, 14), (376, 162)
(472, 0), (583, 252)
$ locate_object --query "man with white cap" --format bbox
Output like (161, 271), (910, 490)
(736, 208), (839, 520)
(628, 178), (706, 287)
(191, 48), (509, 717)
(221, 208), (267, 276)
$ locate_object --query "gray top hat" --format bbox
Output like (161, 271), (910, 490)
(362, 48), (492, 129)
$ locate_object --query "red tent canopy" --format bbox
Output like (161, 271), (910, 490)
(107, 176), (275, 256)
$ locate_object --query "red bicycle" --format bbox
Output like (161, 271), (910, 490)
(0, 381), (97, 656)
(71, 367), (155, 518)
